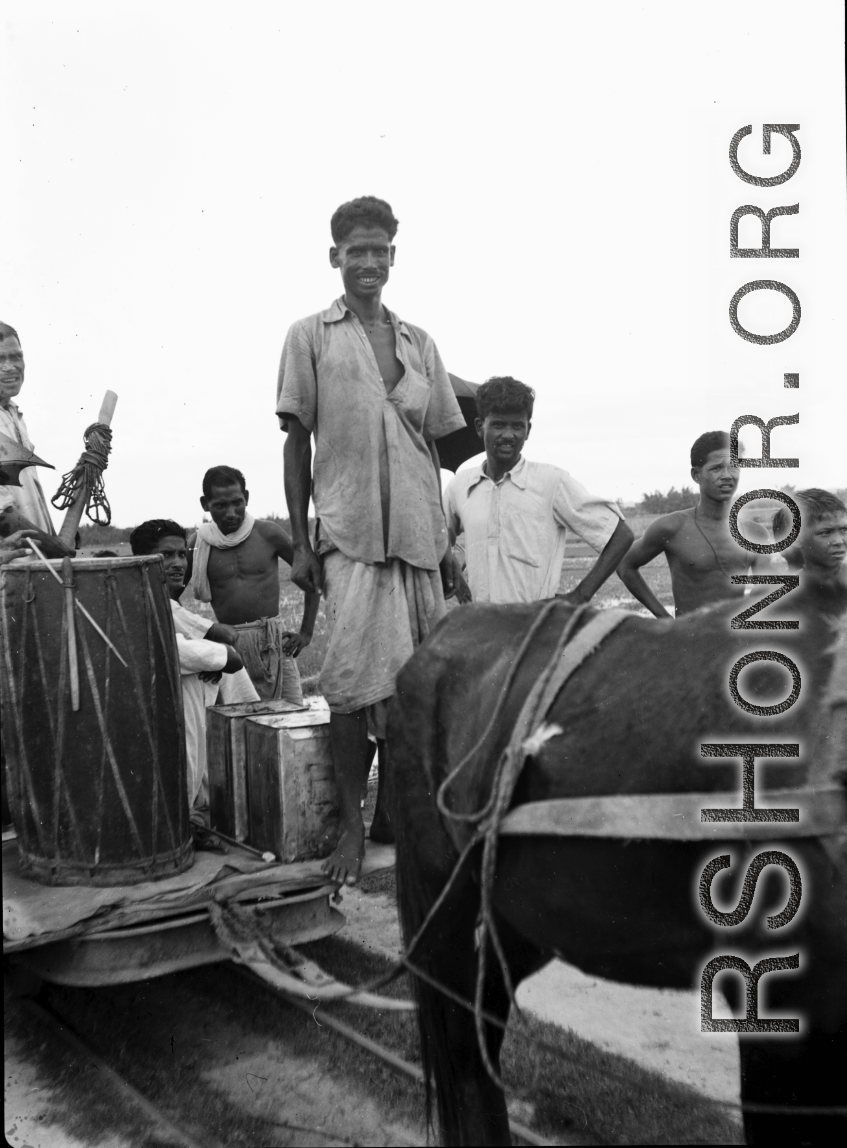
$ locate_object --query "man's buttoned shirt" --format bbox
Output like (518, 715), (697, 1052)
(444, 455), (623, 603)
(276, 298), (464, 571)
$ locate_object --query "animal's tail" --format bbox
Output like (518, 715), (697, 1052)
(391, 688), (482, 1143)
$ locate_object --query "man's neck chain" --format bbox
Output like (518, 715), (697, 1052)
(693, 506), (734, 577)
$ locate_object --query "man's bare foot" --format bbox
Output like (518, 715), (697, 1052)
(368, 810), (395, 845)
(320, 822), (365, 885)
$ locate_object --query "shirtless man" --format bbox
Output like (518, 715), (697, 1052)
(618, 430), (768, 617)
(188, 466), (319, 702)
(773, 488), (847, 620)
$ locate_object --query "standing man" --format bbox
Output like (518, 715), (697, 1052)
(618, 430), (769, 617)
(188, 465), (319, 704)
(0, 322), (72, 558)
(444, 376), (633, 604)
(278, 196), (465, 885)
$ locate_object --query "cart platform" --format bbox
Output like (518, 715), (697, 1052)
(3, 837), (397, 996)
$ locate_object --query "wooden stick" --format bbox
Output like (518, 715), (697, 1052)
(27, 540), (129, 668)
(62, 556), (80, 711)
(210, 827), (276, 862)
(58, 390), (118, 548)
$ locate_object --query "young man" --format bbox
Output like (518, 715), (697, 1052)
(0, 322), (72, 558)
(618, 430), (769, 617)
(444, 376), (633, 604)
(130, 519), (246, 851)
(188, 466), (319, 704)
(278, 196), (465, 885)
(773, 488), (847, 616)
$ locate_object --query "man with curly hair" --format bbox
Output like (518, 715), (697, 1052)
(278, 196), (465, 884)
(444, 375), (633, 605)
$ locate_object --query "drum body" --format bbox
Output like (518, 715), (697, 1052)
(0, 555), (192, 885)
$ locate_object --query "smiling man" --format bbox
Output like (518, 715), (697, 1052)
(444, 376), (632, 606)
(130, 518), (246, 851)
(618, 430), (769, 617)
(277, 196), (465, 885)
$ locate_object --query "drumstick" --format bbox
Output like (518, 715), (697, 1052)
(27, 540), (129, 668)
(58, 390), (118, 548)
(62, 557), (80, 711)
(210, 828), (276, 862)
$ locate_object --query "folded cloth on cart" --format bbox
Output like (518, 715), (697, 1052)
(2, 839), (277, 946)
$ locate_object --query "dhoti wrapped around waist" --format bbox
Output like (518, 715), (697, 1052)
(319, 550), (446, 737)
(232, 617), (303, 704)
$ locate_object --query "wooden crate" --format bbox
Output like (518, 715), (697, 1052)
(244, 710), (338, 863)
(206, 700), (304, 841)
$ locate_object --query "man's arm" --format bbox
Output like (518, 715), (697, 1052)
(744, 521), (773, 574)
(560, 519), (634, 606)
(205, 621), (239, 645)
(175, 633), (243, 675)
(264, 516), (322, 657)
(0, 505), (74, 558)
(616, 518), (677, 618)
(443, 480), (472, 604)
(428, 439), (455, 598)
(283, 416), (322, 595)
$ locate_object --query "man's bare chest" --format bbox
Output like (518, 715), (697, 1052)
(365, 324), (404, 392)
(207, 542), (277, 582)
(673, 518), (751, 577)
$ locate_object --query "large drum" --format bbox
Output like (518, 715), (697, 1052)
(0, 555), (192, 885)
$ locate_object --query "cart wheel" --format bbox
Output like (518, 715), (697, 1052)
(4, 958), (44, 1000)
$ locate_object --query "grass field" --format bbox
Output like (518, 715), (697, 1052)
(84, 518), (673, 695)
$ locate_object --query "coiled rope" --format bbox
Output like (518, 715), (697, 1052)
(51, 422), (113, 525)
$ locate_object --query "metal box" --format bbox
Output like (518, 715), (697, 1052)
(244, 710), (339, 862)
(206, 700), (304, 841)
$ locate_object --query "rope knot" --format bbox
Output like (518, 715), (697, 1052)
(51, 421), (113, 525)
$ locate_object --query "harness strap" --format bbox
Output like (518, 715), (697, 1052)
(499, 787), (847, 840)
(468, 605), (630, 1084)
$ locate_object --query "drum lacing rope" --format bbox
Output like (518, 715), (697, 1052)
(51, 422), (113, 525)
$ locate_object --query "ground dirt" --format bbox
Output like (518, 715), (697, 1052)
(6, 863), (743, 1147)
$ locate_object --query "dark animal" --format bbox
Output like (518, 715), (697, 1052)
(389, 598), (847, 1145)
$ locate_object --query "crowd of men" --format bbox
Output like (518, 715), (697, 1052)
(2, 195), (846, 881)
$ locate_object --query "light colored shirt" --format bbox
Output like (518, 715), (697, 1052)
(174, 630), (226, 805)
(0, 402), (56, 533)
(276, 297), (465, 570)
(444, 456), (623, 604)
(170, 600), (259, 705)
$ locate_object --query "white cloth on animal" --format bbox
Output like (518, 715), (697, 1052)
(170, 601), (259, 705)
(0, 402), (56, 533)
(189, 512), (255, 602)
(175, 633), (227, 821)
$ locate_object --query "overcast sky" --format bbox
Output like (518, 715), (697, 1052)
(2, 1), (845, 528)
